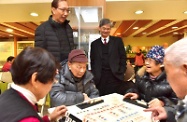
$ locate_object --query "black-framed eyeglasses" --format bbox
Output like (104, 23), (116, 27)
(57, 8), (71, 13)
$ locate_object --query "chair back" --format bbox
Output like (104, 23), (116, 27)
(0, 72), (12, 83)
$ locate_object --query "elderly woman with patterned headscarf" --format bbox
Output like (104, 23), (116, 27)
(124, 45), (178, 110)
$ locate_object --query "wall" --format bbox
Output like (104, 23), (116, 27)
(123, 36), (178, 47)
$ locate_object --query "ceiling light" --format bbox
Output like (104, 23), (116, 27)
(173, 32), (178, 35)
(135, 10), (143, 14)
(9, 34), (13, 36)
(133, 27), (139, 30)
(184, 11), (187, 14)
(30, 12), (38, 17)
(172, 26), (178, 29)
(6, 28), (13, 32)
(142, 32), (147, 35)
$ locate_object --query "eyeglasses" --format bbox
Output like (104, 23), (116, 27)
(57, 8), (71, 13)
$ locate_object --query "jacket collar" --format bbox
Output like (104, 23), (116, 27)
(48, 15), (70, 27)
(143, 70), (166, 81)
(63, 63), (93, 84)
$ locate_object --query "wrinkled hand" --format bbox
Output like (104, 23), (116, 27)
(148, 98), (164, 108)
(49, 105), (67, 121)
(83, 93), (90, 101)
(144, 106), (167, 121)
(124, 93), (139, 100)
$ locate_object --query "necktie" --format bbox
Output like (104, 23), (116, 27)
(104, 39), (107, 45)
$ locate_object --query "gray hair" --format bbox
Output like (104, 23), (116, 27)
(99, 18), (112, 27)
(165, 37), (187, 67)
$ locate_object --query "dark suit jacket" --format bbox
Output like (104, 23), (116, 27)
(90, 36), (127, 85)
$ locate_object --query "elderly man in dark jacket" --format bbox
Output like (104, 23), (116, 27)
(50, 49), (99, 107)
(35, 0), (74, 62)
(124, 46), (178, 110)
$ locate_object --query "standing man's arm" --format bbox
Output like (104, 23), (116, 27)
(34, 25), (46, 49)
(118, 37), (127, 73)
(90, 42), (95, 72)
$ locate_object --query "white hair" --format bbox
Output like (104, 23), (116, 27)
(165, 37), (187, 67)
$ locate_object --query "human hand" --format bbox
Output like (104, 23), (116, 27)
(49, 105), (67, 121)
(148, 98), (164, 108)
(83, 93), (90, 101)
(124, 93), (138, 100)
(144, 106), (167, 121)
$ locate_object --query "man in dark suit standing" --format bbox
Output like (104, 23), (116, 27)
(90, 18), (127, 96)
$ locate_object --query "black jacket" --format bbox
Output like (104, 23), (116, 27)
(90, 36), (127, 84)
(35, 15), (74, 62)
(49, 63), (99, 107)
(127, 70), (178, 104)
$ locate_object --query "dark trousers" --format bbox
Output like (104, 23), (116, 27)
(134, 65), (143, 74)
(96, 69), (134, 96)
(96, 69), (119, 96)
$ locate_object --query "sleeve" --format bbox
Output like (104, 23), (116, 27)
(87, 80), (100, 98)
(164, 106), (177, 122)
(19, 116), (50, 122)
(49, 78), (84, 106)
(118, 37), (127, 74)
(34, 25), (46, 49)
(90, 42), (95, 71)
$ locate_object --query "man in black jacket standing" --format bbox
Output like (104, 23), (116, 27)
(35, 0), (74, 63)
(90, 18), (127, 96)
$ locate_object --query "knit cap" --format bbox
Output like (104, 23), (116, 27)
(68, 49), (88, 63)
(146, 45), (165, 63)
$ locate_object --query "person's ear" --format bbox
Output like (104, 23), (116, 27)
(182, 64), (187, 75)
(31, 72), (38, 88)
(67, 61), (72, 70)
(51, 7), (56, 14)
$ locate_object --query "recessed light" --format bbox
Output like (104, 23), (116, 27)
(6, 28), (13, 32)
(142, 32), (147, 35)
(173, 32), (178, 35)
(133, 27), (139, 30)
(30, 12), (38, 17)
(172, 26), (178, 29)
(184, 11), (187, 14)
(135, 10), (144, 14)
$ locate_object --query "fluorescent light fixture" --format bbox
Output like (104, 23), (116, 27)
(133, 27), (139, 30)
(30, 12), (38, 17)
(75, 8), (98, 23)
(6, 28), (13, 32)
(135, 10), (143, 14)
(172, 26), (178, 29)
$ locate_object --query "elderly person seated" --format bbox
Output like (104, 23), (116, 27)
(0, 47), (67, 122)
(50, 49), (99, 107)
(124, 45), (178, 111)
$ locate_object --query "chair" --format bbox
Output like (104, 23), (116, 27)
(0, 72), (12, 83)
(37, 96), (47, 116)
(0, 82), (9, 94)
(124, 62), (135, 81)
(37, 94), (51, 116)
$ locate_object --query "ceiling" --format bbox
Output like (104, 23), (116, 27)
(0, 0), (187, 39)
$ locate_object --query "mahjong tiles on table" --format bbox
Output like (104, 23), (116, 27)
(65, 93), (152, 122)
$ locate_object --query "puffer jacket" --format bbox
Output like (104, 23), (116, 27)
(127, 67), (178, 105)
(49, 63), (99, 107)
(35, 15), (74, 62)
